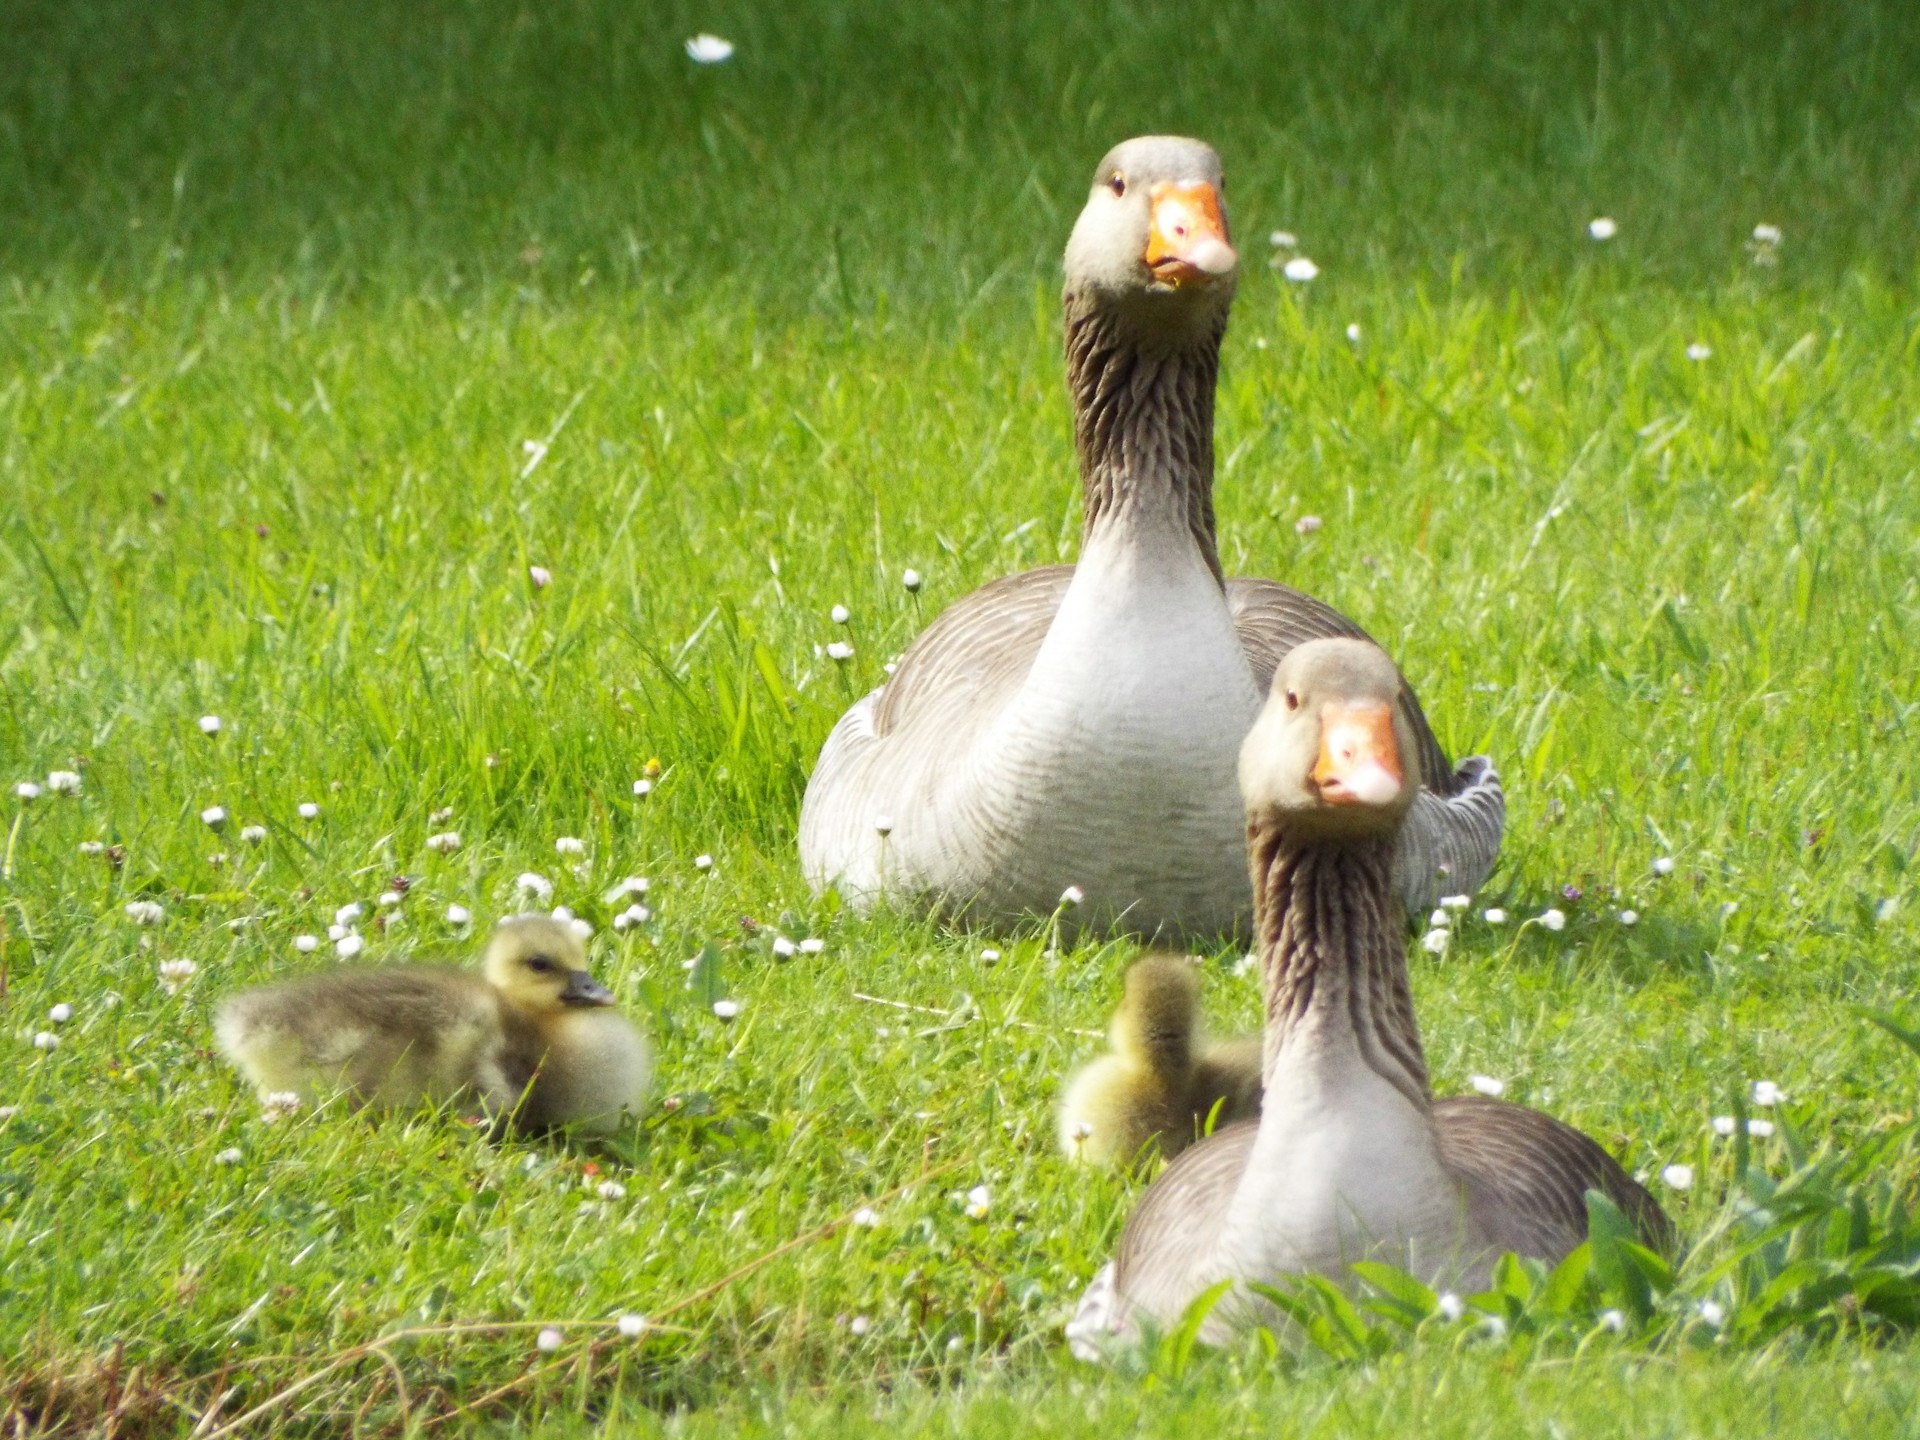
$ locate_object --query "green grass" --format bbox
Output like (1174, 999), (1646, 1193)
(4, 0), (1920, 1433)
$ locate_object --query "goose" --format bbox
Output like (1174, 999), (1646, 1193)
(799, 136), (1503, 938)
(214, 914), (651, 1135)
(1058, 951), (1263, 1169)
(1065, 638), (1667, 1356)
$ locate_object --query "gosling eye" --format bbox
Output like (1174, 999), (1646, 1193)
(1284, 690), (1300, 712)
(525, 955), (555, 974)
(1107, 172), (1126, 197)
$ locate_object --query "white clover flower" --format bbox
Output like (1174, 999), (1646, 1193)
(78, 840), (106, 856)
(200, 805), (227, 830)
(1481, 1315), (1508, 1340)
(46, 771), (82, 795)
(1469, 1074), (1506, 1097)
(1619, 909), (1639, 926)
(261, 1092), (302, 1123)
(712, 999), (741, 1021)
(240, 825), (267, 845)
(1345, 322), (1362, 343)
(430, 806), (454, 824)
(1059, 884), (1085, 908)
(335, 902), (363, 926)
(1282, 256), (1319, 282)
(964, 1184), (991, 1219)
(213, 1147), (244, 1166)
(1292, 515), (1324, 537)
(1661, 1163), (1693, 1191)
(684, 32), (734, 63)
(826, 641), (854, 661)
(848, 1315), (873, 1337)
(447, 903), (473, 925)
(1587, 217), (1618, 241)
(616, 1313), (648, 1338)
(1752, 223), (1782, 246)
(596, 1180), (627, 1200)
(980, 948), (1001, 965)
(158, 958), (198, 994)
(31, 1031), (58, 1051)
(1436, 1291), (1465, 1321)
(771, 936), (797, 960)
(297, 802), (320, 820)
(1482, 907), (1508, 925)
(199, 715), (222, 736)
(799, 937), (825, 955)
(1428, 908), (1451, 928)
(528, 565), (552, 590)
(1711, 1116), (1736, 1137)
(536, 1327), (563, 1353)
(377, 892), (403, 908)
(851, 1206), (881, 1228)
(125, 900), (165, 926)
(554, 836), (586, 857)
(13, 781), (40, 802)
(1439, 894), (1470, 911)
(694, 854), (713, 871)
(515, 872), (554, 902)
(426, 831), (461, 855)
(1653, 856), (1676, 876)
(1599, 1308), (1626, 1333)
(553, 906), (575, 923)
(830, 604), (851, 625)
(1420, 928), (1450, 956)
(1746, 1119), (1775, 1138)
(1537, 908), (1566, 932)
(605, 877), (651, 904)
(902, 568), (923, 592)
(1069, 1121), (1094, 1146)
(48, 1003), (73, 1025)
(632, 778), (653, 797)
(336, 933), (364, 959)
(1751, 1079), (1783, 1107)
(567, 918), (593, 941)
(883, 662), (897, 675)
(1697, 1300), (1726, 1327)
(1686, 343), (1712, 362)
(294, 935), (319, 954)
(1268, 230), (1298, 248)
(327, 924), (349, 942)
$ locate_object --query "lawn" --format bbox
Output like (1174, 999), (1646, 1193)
(3, 0), (1920, 1433)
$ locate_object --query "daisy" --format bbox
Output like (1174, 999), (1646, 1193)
(980, 948), (1001, 965)
(1619, 909), (1639, 925)
(617, 1314), (648, 1338)
(851, 1206), (881, 1228)
(632, 778), (653, 797)
(1294, 515), (1323, 535)
(902, 568), (923, 592)
(336, 933), (365, 959)
(1482, 907), (1508, 924)
(1439, 894), (1469, 911)
(1282, 257), (1319, 282)
(430, 806), (454, 824)
(684, 32), (734, 63)
(199, 715), (222, 736)
(213, 1147), (244, 1166)
(1536, 908), (1567, 932)
(45, 771), (81, 795)
(14, 781), (41, 801)
(377, 891), (402, 908)
(49, 1003), (72, 1025)
(261, 1092), (302, 1123)
(1661, 1163), (1693, 1191)
(1345, 323), (1362, 343)
(605, 877), (650, 903)
(694, 854), (713, 871)
(200, 805), (227, 830)
(125, 900), (165, 926)
(158, 958), (198, 994)
(31, 1032), (58, 1051)
(554, 836), (585, 857)
(1697, 1300), (1726, 1327)
(712, 999), (741, 1021)
(240, 825), (267, 845)
(849, 1315), (872, 1336)
(294, 935), (319, 953)
(799, 937), (825, 955)
(964, 1184), (991, 1219)
(1599, 1309), (1626, 1333)
(528, 565), (552, 590)
(1751, 1079), (1783, 1107)
(515, 872), (554, 903)
(826, 641), (854, 661)
(596, 1180), (627, 1200)
(1752, 223), (1782, 246)
(78, 841), (106, 856)
(1686, 343), (1712, 362)
(771, 936), (797, 960)
(1469, 1074), (1505, 1097)
(1436, 1292), (1465, 1321)
(1268, 230), (1298, 248)
(1428, 909), (1451, 928)
(536, 1328), (563, 1353)
(426, 831), (461, 855)
(335, 902), (363, 925)
(1711, 1116), (1736, 1137)
(298, 802), (320, 820)
(873, 815), (894, 837)
(1746, 1119), (1775, 1138)
(566, 918), (593, 941)
(830, 604), (851, 624)
(1420, 928), (1450, 956)
(1059, 884), (1085, 908)
(447, 903), (473, 925)
(1587, 217), (1618, 241)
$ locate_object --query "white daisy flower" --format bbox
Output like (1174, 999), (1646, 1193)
(1428, 908), (1451, 928)
(1420, 928), (1450, 956)
(771, 936), (797, 960)
(213, 1147), (244, 1166)
(554, 836), (585, 857)
(830, 604), (851, 625)
(567, 918), (593, 941)
(684, 32), (734, 63)
(375, 891), (402, 909)
(902, 568), (923, 592)
(1293, 514), (1323, 536)
(48, 1003), (73, 1025)
(31, 1031), (58, 1051)
(1587, 217), (1618, 241)
(327, 924), (348, 941)
(826, 641), (854, 661)
(1746, 1119), (1775, 1138)
(980, 948), (1001, 965)
(336, 933), (365, 959)
(198, 715), (222, 736)
(1711, 1116), (1736, 1137)
(294, 935), (319, 953)
(1661, 1163), (1693, 1191)
(1482, 907), (1508, 924)
(712, 999), (741, 1021)
(1469, 1074), (1506, 1097)
(158, 958), (198, 994)
(848, 1315), (872, 1336)
(873, 815), (894, 837)
(1697, 1300), (1726, 1327)
(964, 1184), (991, 1219)
(515, 872), (554, 902)
(528, 565), (552, 590)
(200, 805), (227, 829)
(125, 900), (165, 926)
(694, 854), (713, 871)
(430, 807), (454, 824)
(1537, 908), (1567, 932)
(1059, 884), (1085, 908)
(446, 903), (472, 925)
(240, 825), (267, 845)
(632, 778), (653, 798)
(426, 831), (461, 855)
(851, 1206), (881, 1228)
(1345, 322), (1362, 343)
(1751, 1079), (1783, 1107)
(1282, 256), (1319, 282)
(1268, 230), (1298, 248)
(1619, 910), (1639, 926)
(1436, 1292), (1465, 1321)
(617, 1313), (648, 1338)
(596, 1180), (627, 1200)
(1652, 856), (1676, 875)
(1686, 342), (1712, 362)
(1599, 1308), (1626, 1333)
(1752, 223), (1782, 246)
(297, 802), (320, 820)
(536, 1327), (563, 1353)
(335, 902), (363, 925)
(78, 840), (106, 856)
(1439, 894), (1470, 911)
(45, 771), (82, 795)
(799, 937), (825, 955)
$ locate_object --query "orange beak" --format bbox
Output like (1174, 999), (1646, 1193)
(1311, 702), (1404, 807)
(1144, 181), (1237, 288)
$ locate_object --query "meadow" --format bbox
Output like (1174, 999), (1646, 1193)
(3, 0), (1920, 1432)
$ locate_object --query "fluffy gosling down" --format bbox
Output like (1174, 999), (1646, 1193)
(1058, 953), (1263, 1169)
(215, 914), (651, 1134)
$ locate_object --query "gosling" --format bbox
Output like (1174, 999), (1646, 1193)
(1058, 953), (1263, 1169)
(214, 913), (650, 1134)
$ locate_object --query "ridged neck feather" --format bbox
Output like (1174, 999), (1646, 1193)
(1063, 289), (1226, 583)
(1248, 823), (1431, 1111)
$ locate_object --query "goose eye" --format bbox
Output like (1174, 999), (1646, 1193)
(525, 955), (554, 973)
(1107, 172), (1126, 197)
(1284, 690), (1299, 711)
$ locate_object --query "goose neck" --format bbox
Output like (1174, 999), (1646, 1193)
(1064, 293), (1225, 581)
(1248, 824), (1431, 1111)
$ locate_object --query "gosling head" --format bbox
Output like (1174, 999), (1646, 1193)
(1063, 136), (1238, 330)
(1239, 638), (1423, 841)
(483, 914), (614, 1015)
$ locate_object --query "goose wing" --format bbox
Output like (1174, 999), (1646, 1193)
(1434, 1094), (1674, 1261)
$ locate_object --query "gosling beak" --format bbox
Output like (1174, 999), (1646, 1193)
(1144, 180), (1237, 288)
(560, 971), (616, 1007)
(1311, 702), (1403, 807)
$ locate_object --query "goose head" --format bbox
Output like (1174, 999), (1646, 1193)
(484, 914), (614, 1015)
(1239, 638), (1423, 842)
(1063, 136), (1238, 335)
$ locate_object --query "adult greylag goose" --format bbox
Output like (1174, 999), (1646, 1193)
(215, 914), (651, 1135)
(1066, 639), (1667, 1355)
(1058, 951), (1263, 1170)
(799, 136), (1503, 937)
